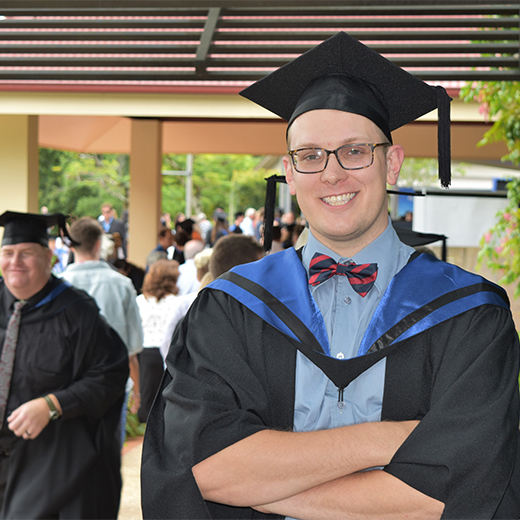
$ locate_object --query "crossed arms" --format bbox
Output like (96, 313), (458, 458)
(192, 422), (444, 520)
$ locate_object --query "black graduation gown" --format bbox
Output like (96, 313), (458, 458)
(141, 250), (520, 520)
(0, 276), (129, 519)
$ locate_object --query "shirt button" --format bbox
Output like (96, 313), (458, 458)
(344, 296), (352, 305)
(336, 352), (345, 359)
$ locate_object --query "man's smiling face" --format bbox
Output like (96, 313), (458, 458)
(284, 109), (403, 257)
(0, 242), (52, 300)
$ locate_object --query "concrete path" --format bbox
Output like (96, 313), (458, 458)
(119, 437), (143, 520)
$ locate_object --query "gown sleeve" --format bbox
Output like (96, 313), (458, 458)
(384, 304), (520, 519)
(52, 297), (130, 420)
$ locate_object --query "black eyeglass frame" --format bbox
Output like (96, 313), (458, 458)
(288, 142), (390, 174)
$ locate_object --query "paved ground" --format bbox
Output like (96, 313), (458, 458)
(119, 437), (143, 520)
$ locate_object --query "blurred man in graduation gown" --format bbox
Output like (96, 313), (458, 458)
(142, 32), (520, 520)
(0, 211), (129, 519)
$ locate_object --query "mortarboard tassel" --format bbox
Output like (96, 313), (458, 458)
(263, 175), (286, 253)
(436, 86), (452, 188)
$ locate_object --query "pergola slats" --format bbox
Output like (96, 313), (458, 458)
(0, 1), (516, 87)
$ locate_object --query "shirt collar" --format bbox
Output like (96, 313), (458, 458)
(2, 275), (56, 312)
(64, 260), (111, 271)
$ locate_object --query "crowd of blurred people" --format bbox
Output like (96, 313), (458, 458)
(14, 202), (308, 479)
(42, 203), (308, 435)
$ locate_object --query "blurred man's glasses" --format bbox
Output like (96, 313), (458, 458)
(288, 142), (390, 174)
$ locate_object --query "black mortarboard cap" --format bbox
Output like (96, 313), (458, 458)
(240, 32), (451, 188)
(177, 218), (195, 236)
(0, 211), (76, 247)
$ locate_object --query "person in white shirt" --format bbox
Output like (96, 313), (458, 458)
(136, 259), (182, 423)
(176, 239), (205, 295)
(239, 207), (256, 236)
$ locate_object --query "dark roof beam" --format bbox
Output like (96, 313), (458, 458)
(224, 6), (520, 16)
(0, 30), (205, 41)
(0, 4), (517, 16)
(0, 42), (515, 56)
(0, 18), (207, 29)
(218, 17), (519, 30)
(0, 70), (517, 82)
(213, 30), (519, 42)
(0, 56), (516, 69)
(0, 57), (196, 67)
(0, 44), (199, 54)
(195, 7), (220, 76)
(212, 43), (520, 55)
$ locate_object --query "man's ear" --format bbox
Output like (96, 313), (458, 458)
(386, 144), (405, 186)
(283, 155), (297, 196)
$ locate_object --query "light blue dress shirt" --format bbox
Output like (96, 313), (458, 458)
(101, 216), (113, 233)
(60, 261), (143, 355)
(294, 218), (415, 432)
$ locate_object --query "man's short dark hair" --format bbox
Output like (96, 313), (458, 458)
(158, 227), (172, 239)
(174, 229), (190, 247)
(70, 217), (103, 254)
(209, 234), (264, 279)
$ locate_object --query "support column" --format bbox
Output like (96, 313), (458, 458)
(0, 115), (39, 215)
(128, 118), (162, 268)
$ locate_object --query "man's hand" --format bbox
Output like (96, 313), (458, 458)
(129, 390), (141, 414)
(129, 354), (140, 414)
(7, 396), (60, 440)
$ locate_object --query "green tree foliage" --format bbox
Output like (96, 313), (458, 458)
(39, 149), (274, 220)
(460, 81), (520, 165)
(231, 168), (273, 214)
(398, 157), (440, 187)
(39, 148), (129, 218)
(461, 81), (520, 296)
(477, 178), (520, 297)
(161, 153), (271, 218)
(397, 157), (467, 188)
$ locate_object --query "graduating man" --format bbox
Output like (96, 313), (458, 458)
(0, 211), (129, 519)
(142, 33), (520, 519)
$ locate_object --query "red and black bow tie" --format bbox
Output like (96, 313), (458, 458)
(308, 253), (378, 297)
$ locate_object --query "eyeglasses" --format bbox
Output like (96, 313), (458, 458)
(288, 142), (390, 174)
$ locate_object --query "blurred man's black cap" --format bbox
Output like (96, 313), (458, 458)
(240, 31), (451, 188)
(213, 210), (228, 222)
(0, 211), (74, 247)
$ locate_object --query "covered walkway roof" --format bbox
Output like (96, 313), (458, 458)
(0, 0), (516, 159)
(0, 0), (517, 92)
